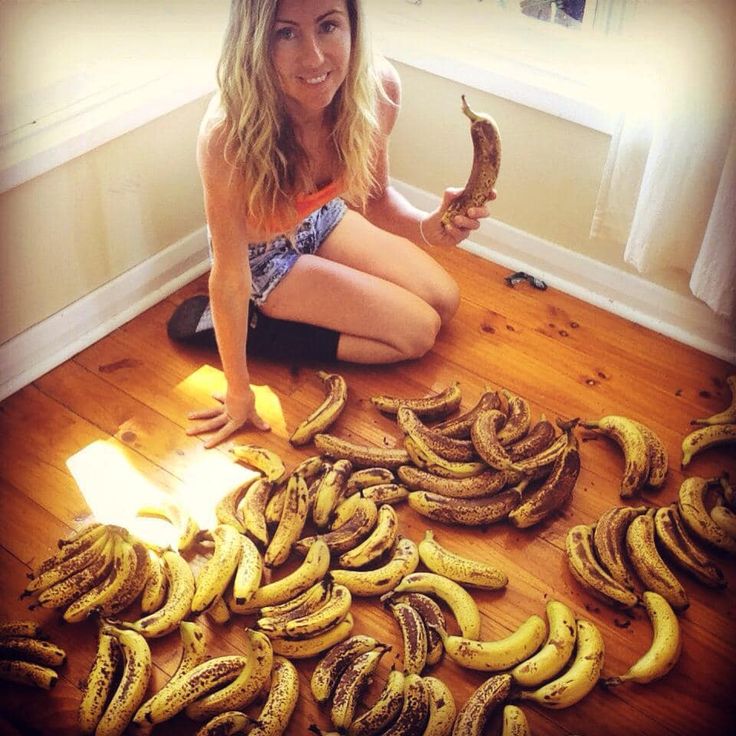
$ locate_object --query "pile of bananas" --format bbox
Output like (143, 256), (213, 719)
(0, 620), (66, 691)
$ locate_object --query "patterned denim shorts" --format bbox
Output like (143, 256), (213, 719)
(247, 197), (348, 306)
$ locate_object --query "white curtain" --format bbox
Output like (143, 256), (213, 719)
(590, 0), (736, 322)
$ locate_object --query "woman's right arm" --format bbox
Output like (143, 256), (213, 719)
(186, 115), (270, 447)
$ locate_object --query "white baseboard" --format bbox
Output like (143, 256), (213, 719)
(0, 227), (211, 401)
(394, 181), (736, 366)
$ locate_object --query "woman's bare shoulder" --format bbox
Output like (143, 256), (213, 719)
(375, 56), (401, 133)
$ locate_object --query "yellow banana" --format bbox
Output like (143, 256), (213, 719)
(195, 711), (255, 736)
(677, 475), (736, 553)
(239, 477), (273, 549)
(404, 435), (488, 479)
(452, 674), (512, 736)
(215, 478), (258, 533)
(78, 631), (121, 735)
(418, 529), (508, 590)
(296, 497), (378, 556)
(348, 668), (405, 736)
(371, 382), (463, 421)
(312, 459), (353, 529)
(290, 370), (348, 447)
(0, 637), (66, 668)
(249, 656), (300, 736)
(398, 405), (478, 463)
(346, 467), (396, 494)
(231, 444), (286, 482)
(174, 621), (208, 680)
(232, 534), (264, 606)
(271, 612), (355, 659)
(603, 591), (681, 687)
(265, 472), (309, 568)
(519, 618), (605, 709)
(135, 500), (199, 552)
(258, 576), (333, 625)
(279, 584), (351, 638)
(359, 482), (410, 506)
(315, 433), (411, 468)
(501, 705), (532, 736)
(338, 503), (399, 569)
(192, 524), (243, 614)
(0, 659), (58, 690)
(691, 374), (736, 425)
(423, 676), (456, 736)
(139, 548), (168, 614)
(632, 419), (669, 489)
(99, 540), (150, 617)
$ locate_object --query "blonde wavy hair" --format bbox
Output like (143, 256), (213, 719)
(216, 0), (383, 233)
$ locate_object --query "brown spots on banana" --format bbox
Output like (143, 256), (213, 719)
(497, 391), (532, 445)
(314, 434), (411, 469)
(383, 674), (430, 736)
(506, 418), (557, 462)
(592, 506), (648, 593)
(397, 406), (477, 463)
(452, 674), (512, 735)
(433, 390), (503, 439)
(471, 409), (515, 470)
(408, 488), (521, 527)
(397, 464), (513, 499)
(388, 602), (428, 675)
(296, 498), (378, 556)
(370, 383), (463, 421)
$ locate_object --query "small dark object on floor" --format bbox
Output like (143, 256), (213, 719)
(504, 271), (548, 290)
(167, 295), (215, 347)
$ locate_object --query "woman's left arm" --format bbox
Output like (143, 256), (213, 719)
(361, 61), (492, 247)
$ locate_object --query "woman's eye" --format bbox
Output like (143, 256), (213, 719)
(320, 20), (338, 33)
(275, 26), (295, 41)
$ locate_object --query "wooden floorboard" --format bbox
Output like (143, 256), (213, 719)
(1, 245), (734, 735)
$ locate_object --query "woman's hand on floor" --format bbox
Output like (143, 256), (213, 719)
(186, 387), (270, 448)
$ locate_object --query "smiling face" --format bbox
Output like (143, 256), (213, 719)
(271, 0), (352, 122)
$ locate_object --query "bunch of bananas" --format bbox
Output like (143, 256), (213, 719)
(0, 620), (66, 691)
(682, 374), (736, 467)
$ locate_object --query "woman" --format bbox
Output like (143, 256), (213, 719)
(174, 0), (491, 448)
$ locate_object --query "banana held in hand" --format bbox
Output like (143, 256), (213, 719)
(603, 591), (681, 687)
(441, 96), (501, 228)
(290, 371), (348, 446)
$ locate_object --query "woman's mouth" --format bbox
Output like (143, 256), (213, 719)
(302, 72), (329, 85)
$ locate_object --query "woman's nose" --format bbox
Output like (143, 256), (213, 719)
(300, 33), (325, 66)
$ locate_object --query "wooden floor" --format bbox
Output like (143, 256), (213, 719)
(1, 244), (734, 735)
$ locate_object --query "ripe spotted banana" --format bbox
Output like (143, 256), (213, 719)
(397, 406), (477, 463)
(437, 614), (547, 672)
(451, 674), (512, 736)
(388, 601), (428, 675)
(565, 524), (640, 609)
(100, 540), (150, 617)
(592, 505), (648, 593)
(417, 529), (508, 589)
(258, 576), (333, 625)
(382, 673), (430, 735)
(231, 444), (286, 482)
(78, 631), (121, 735)
(392, 571), (482, 640)
(632, 419), (669, 489)
(654, 504), (726, 588)
(440, 95), (501, 229)
(232, 534), (264, 606)
(603, 591), (681, 687)
(195, 711), (255, 736)
(290, 370), (348, 447)
(496, 390), (532, 445)
(270, 612), (355, 659)
(0, 659), (58, 690)
(312, 459), (353, 528)
(346, 466), (396, 493)
(265, 472), (309, 568)
(280, 584), (352, 639)
(403, 435), (487, 479)
(357, 481), (409, 506)
(501, 705), (531, 736)
(423, 676), (457, 736)
(192, 524), (243, 614)
(215, 478), (257, 533)
(315, 433), (411, 468)
(678, 476), (736, 553)
(510, 600), (577, 687)
(470, 408), (515, 470)
(711, 503), (736, 537)
(330, 536), (419, 597)
(239, 477), (273, 549)
(249, 656), (299, 736)
(140, 548), (167, 614)
(371, 382), (463, 420)
(407, 486), (522, 526)
(518, 618), (605, 709)
(0, 636), (66, 668)
(0, 620), (45, 638)
(433, 390), (503, 439)
(29, 522), (108, 581)
(681, 423), (736, 467)
(174, 621), (208, 680)
(506, 417), (557, 462)
(691, 374), (736, 425)
(297, 497), (378, 556)
(581, 415), (650, 497)
(383, 592), (446, 666)
(338, 503), (399, 569)
(397, 464), (513, 499)
(348, 668), (405, 736)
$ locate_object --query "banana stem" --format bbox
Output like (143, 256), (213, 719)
(460, 95), (483, 123)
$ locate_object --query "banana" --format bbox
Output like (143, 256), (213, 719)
(116, 548), (196, 638)
(258, 576), (333, 626)
(56, 520), (107, 549)
(79, 631), (121, 735)
(720, 472), (735, 509)
(330, 645), (390, 730)
(418, 529), (507, 590)
(135, 500), (199, 552)
(294, 454), (329, 482)
(96, 627), (152, 736)
(249, 656), (299, 736)
(371, 382), (463, 421)
(382, 673), (429, 735)
(507, 429), (581, 528)
(282, 584), (352, 638)
(133, 655), (249, 726)
(604, 590), (681, 688)
(501, 705), (531, 736)
(384, 592), (446, 666)
(508, 420), (576, 475)
(511, 600), (577, 687)
(231, 444), (286, 482)
(296, 497), (378, 556)
(441, 95), (501, 228)
(392, 571), (482, 640)
(433, 390), (503, 439)
(174, 621), (208, 679)
(206, 596), (231, 624)
(565, 524), (640, 609)
(195, 711), (255, 736)
(313, 459), (353, 529)
(388, 601), (428, 675)
(496, 390), (532, 445)
(330, 536), (419, 597)
(346, 467), (396, 493)
(397, 464), (513, 499)
(0, 659), (58, 690)
(215, 478), (257, 533)
(423, 676), (456, 736)
(711, 503), (736, 537)
(100, 539), (150, 617)
(0, 621), (44, 638)
(186, 629), (273, 721)
(592, 505), (648, 593)
(265, 472), (310, 568)
(338, 503), (399, 569)
(678, 475), (736, 553)
(438, 614), (547, 672)
(63, 535), (139, 623)
(404, 435), (488, 479)
(348, 668), (405, 736)
(360, 483), (410, 506)
(625, 509), (689, 611)
(654, 504), (726, 588)
(407, 487), (522, 526)
(311, 634), (382, 704)
(230, 538), (331, 613)
(232, 534), (264, 606)
(270, 612), (355, 659)
(507, 417), (557, 462)
(582, 415), (650, 497)
(691, 375), (736, 425)
(519, 618), (604, 709)
(330, 491), (366, 530)
(632, 419), (669, 489)
(315, 433), (411, 468)
(28, 523), (109, 583)
(240, 477), (273, 549)
(0, 637), (66, 667)
(470, 408), (515, 470)
(451, 674), (512, 736)
(192, 524), (243, 614)
(290, 370), (348, 446)
(265, 481), (288, 528)
(397, 406), (477, 463)
(140, 548), (167, 614)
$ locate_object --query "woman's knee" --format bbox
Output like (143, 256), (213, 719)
(395, 304), (442, 360)
(434, 275), (461, 325)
